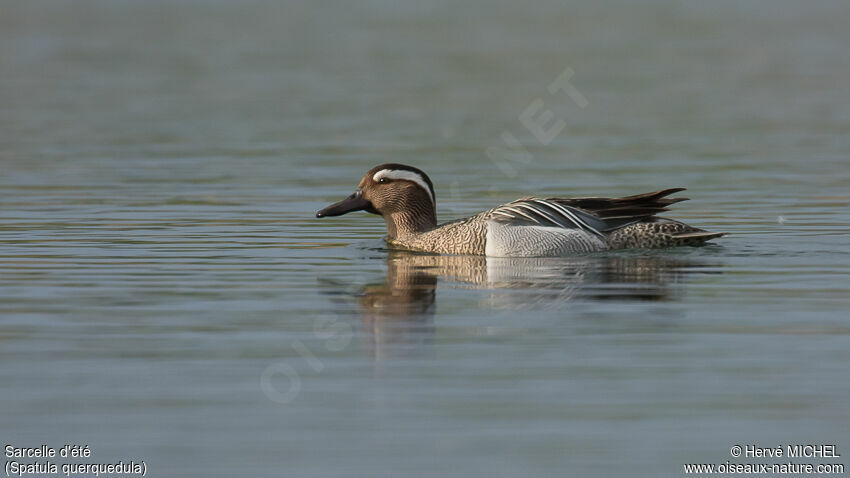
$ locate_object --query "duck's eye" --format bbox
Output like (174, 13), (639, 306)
(378, 178), (389, 184)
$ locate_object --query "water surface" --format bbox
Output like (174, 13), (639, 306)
(2, 1), (849, 476)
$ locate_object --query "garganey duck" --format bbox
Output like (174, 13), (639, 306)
(316, 164), (723, 257)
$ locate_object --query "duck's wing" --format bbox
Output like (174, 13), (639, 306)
(549, 188), (689, 231)
(486, 198), (609, 238)
(487, 188), (690, 235)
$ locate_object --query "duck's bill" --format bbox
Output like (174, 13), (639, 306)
(316, 192), (373, 218)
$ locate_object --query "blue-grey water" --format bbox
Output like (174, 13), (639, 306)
(2, 1), (849, 476)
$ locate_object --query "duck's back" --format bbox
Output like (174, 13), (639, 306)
(390, 204), (609, 257)
(388, 188), (723, 257)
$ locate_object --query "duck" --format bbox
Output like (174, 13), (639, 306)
(316, 163), (723, 257)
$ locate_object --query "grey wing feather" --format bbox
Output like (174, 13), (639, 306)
(487, 198), (607, 237)
(487, 189), (691, 237)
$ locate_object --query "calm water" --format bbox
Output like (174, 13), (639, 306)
(2, 1), (849, 476)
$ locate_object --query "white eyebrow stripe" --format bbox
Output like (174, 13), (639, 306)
(372, 169), (434, 205)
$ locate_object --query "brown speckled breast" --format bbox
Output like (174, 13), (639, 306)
(388, 214), (489, 255)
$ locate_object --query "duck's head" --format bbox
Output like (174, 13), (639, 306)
(316, 163), (437, 238)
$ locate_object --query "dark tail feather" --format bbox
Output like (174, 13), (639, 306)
(616, 187), (687, 201)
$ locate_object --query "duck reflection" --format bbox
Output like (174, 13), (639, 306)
(320, 250), (720, 359)
(357, 253), (439, 360)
